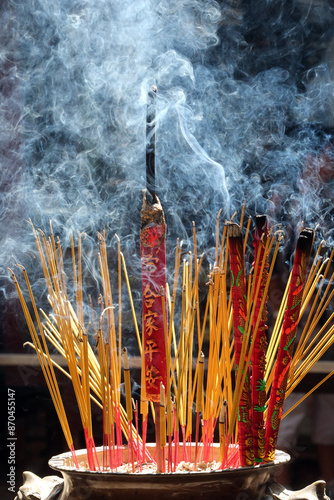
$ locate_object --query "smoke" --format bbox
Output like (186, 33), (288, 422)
(1, 0), (334, 329)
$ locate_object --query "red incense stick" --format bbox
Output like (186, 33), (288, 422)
(141, 86), (168, 472)
(251, 215), (269, 463)
(264, 229), (313, 462)
(228, 223), (254, 467)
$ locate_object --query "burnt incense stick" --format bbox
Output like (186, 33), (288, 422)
(146, 85), (157, 200)
(142, 86), (168, 472)
(122, 348), (133, 423)
(219, 400), (228, 463)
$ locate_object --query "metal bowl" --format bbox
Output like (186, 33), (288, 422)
(49, 444), (290, 500)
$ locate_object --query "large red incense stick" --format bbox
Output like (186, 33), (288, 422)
(228, 223), (254, 467)
(264, 228), (313, 462)
(140, 194), (168, 400)
(251, 215), (269, 463)
(140, 193), (168, 471)
(140, 86), (167, 472)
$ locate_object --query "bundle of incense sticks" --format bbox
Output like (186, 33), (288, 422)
(10, 211), (334, 472)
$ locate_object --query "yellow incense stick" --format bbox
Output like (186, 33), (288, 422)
(160, 383), (166, 448)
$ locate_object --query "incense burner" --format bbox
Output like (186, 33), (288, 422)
(45, 444), (290, 500)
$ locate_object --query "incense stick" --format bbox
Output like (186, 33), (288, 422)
(146, 85), (157, 200)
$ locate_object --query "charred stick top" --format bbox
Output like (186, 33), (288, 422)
(146, 85), (157, 201)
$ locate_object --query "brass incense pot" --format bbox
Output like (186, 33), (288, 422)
(46, 444), (290, 500)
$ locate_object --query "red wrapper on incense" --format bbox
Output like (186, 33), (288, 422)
(251, 215), (269, 463)
(140, 192), (168, 403)
(264, 228), (313, 462)
(228, 223), (254, 467)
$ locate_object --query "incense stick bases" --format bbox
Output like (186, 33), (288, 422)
(48, 446), (290, 500)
